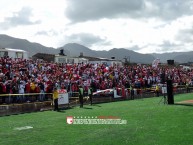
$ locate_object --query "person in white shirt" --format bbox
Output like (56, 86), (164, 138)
(19, 81), (25, 103)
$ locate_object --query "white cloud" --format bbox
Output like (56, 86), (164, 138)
(0, 0), (193, 53)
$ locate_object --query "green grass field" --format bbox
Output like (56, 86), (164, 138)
(1, 93), (193, 145)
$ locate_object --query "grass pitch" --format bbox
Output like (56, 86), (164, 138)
(1, 93), (193, 145)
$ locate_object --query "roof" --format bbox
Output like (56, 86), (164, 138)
(33, 53), (55, 57)
(32, 53), (55, 62)
(79, 56), (121, 61)
(0, 48), (27, 52)
(55, 55), (88, 60)
(55, 54), (121, 62)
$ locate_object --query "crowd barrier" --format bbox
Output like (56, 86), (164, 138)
(0, 85), (192, 105)
(0, 84), (193, 116)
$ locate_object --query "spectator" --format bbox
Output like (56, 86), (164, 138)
(38, 80), (45, 102)
(19, 81), (25, 102)
(1, 56), (193, 104)
(78, 85), (84, 108)
(53, 87), (59, 111)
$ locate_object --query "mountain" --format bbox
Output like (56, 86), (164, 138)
(58, 43), (99, 57)
(173, 53), (193, 63)
(0, 34), (162, 64)
(96, 48), (155, 64)
(1, 34), (193, 64)
(58, 44), (155, 63)
(0, 34), (58, 57)
(151, 51), (193, 63)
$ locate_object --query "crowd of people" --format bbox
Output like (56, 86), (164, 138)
(0, 56), (193, 104)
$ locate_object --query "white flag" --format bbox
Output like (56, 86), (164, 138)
(152, 58), (160, 68)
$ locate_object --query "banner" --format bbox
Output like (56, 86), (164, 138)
(93, 89), (113, 95)
(162, 86), (167, 94)
(58, 89), (69, 105)
(114, 89), (122, 98)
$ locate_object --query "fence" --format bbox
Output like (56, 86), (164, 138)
(0, 93), (53, 104)
(1, 85), (193, 104)
(0, 85), (193, 116)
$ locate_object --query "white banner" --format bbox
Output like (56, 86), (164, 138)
(93, 89), (113, 95)
(114, 89), (122, 98)
(58, 89), (69, 105)
(162, 86), (167, 94)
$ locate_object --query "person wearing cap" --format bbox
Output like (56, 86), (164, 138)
(53, 87), (59, 111)
(78, 85), (84, 108)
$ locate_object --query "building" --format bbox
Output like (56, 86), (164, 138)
(79, 53), (122, 66)
(0, 48), (29, 59)
(32, 50), (122, 66)
(54, 55), (88, 64)
(32, 53), (55, 62)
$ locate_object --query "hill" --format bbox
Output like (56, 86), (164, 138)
(58, 44), (155, 63)
(1, 34), (193, 63)
(58, 43), (99, 57)
(0, 34), (58, 57)
(151, 52), (193, 63)
(96, 48), (155, 64)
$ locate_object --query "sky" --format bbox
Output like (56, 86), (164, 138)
(0, 0), (193, 54)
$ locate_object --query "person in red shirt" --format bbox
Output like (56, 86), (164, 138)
(121, 85), (126, 98)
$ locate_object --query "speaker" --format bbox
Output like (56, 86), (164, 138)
(59, 49), (65, 56)
(167, 80), (174, 104)
(160, 73), (165, 84)
(167, 60), (174, 65)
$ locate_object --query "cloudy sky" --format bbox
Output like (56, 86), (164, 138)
(0, 0), (193, 54)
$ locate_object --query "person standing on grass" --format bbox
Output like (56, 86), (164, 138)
(155, 83), (160, 97)
(53, 87), (59, 111)
(79, 85), (84, 108)
(88, 86), (93, 105)
(130, 83), (134, 100)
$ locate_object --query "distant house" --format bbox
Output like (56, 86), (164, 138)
(187, 62), (193, 66)
(32, 53), (55, 62)
(54, 55), (88, 64)
(79, 53), (122, 66)
(0, 48), (29, 59)
(33, 49), (89, 64)
(32, 51), (122, 66)
(32, 52), (88, 64)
